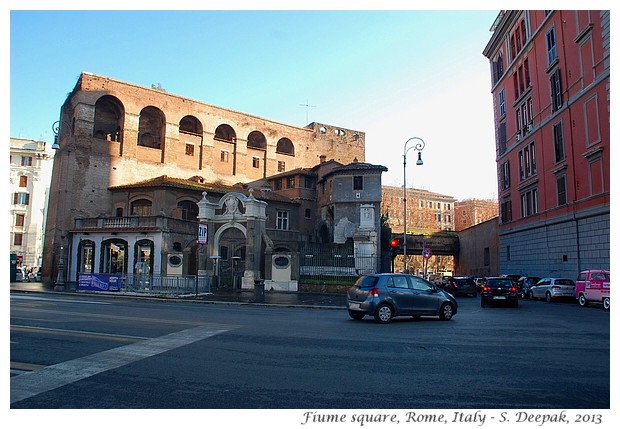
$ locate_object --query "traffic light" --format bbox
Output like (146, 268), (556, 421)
(390, 238), (401, 260)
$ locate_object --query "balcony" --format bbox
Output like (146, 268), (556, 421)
(72, 215), (199, 235)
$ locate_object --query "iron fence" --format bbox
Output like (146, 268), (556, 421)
(122, 274), (212, 296)
(299, 242), (376, 281)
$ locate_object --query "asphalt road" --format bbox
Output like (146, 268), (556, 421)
(10, 291), (610, 413)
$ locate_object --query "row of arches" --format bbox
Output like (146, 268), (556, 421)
(93, 95), (295, 155)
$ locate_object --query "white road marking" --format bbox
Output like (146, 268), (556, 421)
(10, 324), (234, 404)
(11, 295), (112, 305)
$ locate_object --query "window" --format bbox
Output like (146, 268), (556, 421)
(518, 142), (537, 180)
(131, 199), (152, 216)
(278, 161), (285, 172)
(13, 233), (23, 246)
(498, 122), (507, 154)
(501, 199), (512, 223)
(550, 69), (563, 111)
(101, 239), (127, 274)
(303, 176), (314, 189)
(286, 176), (295, 189)
(557, 175), (567, 206)
(13, 192), (30, 205)
(21, 156), (33, 167)
(553, 122), (565, 162)
(177, 200), (198, 221)
(498, 89), (505, 117)
(274, 178), (282, 191)
(353, 176), (363, 190)
(305, 208), (312, 219)
(521, 188), (539, 217)
(276, 210), (289, 230)
(115, 207), (123, 217)
(252, 157), (260, 168)
(220, 150), (229, 163)
(546, 26), (557, 65)
(19, 176), (28, 187)
(501, 161), (511, 189)
(79, 240), (95, 273)
(185, 143), (194, 156)
(15, 213), (25, 227)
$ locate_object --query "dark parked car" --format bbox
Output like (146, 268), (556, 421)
(443, 276), (477, 297)
(517, 276), (542, 299)
(347, 273), (458, 323)
(481, 276), (519, 308)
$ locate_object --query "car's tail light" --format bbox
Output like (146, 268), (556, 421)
(552, 286), (561, 289)
(368, 288), (380, 297)
(510, 287), (518, 293)
(452, 282), (458, 288)
(483, 286), (491, 292)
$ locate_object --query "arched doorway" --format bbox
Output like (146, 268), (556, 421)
(217, 226), (246, 288)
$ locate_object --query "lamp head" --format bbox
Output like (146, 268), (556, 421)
(416, 151), (423, 166)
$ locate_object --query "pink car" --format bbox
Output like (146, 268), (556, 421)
(575, 269), (610, 310)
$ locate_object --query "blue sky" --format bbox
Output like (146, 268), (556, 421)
(9, 8), (501, 200)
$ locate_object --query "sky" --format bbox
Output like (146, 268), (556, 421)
(6, 6), (539, 201)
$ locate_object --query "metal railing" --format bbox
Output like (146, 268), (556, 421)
(299, 243), (376, 281)
(122, 274), (211, 296)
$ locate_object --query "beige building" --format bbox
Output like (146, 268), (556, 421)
(10, 138), (54, 269)
(381, 185), (456, 233)
(454, 199), (499, 232)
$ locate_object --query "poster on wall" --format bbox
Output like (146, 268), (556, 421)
(78, 273), (122, 291)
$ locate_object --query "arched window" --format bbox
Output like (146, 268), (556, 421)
(247, 131), (266, 150)
(100, 238), (128, 274)
(134, 239), (154, 274)
(138, 106), (165, 149)
(93, 95), (124, 142)
(179, 115), (203, 135)
(177, 200), (198, 221)
(276, 138), (295, 156)
(214, 124), (236, 142)
(78, 240), (95, 274)
(131, 199), (152, 216)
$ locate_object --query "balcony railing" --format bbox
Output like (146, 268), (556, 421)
(73, 215), (199, 235)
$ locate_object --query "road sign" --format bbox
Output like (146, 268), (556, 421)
(198, 224), (208, 244)
(423, 248), (432, 259)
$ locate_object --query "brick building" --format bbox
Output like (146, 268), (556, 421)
(483, 11), (610, 278)
(42, 73), (381, 289)
(453, 199), (499, 232)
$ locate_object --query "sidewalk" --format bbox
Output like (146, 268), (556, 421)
(9, 281), (348, 309)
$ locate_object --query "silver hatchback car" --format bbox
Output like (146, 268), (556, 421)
(347, 273), (458, 323)
(529, 278), (576, 302)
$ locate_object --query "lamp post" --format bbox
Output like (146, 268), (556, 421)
(54, 245), (65, 291)
(403, 137), (425, 273)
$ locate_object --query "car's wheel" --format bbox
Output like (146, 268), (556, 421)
(578, 294), (588, 307)
(528, 291), (534, 300)
(545, 292), (552, 303)
(374, 303), (394, 323)
(439, 303), (455, 320)
(520, 291), (525, 299)
(348, 310), (365, 320)
(603, 297), (610, 310)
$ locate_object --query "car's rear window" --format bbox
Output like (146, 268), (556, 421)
(556, 279), (575, 286)
(355, 275), (379, 289)
(455, 278), (475, 285)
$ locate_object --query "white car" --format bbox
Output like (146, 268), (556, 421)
(529, 278), (576, 302)
(15, 267), (25, 282)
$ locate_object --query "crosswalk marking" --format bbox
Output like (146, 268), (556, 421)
(10, 324), (235, 404)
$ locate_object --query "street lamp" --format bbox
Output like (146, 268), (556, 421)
(403, 137), (425, 273)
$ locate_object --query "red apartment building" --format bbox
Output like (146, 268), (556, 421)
(483, 10), (610, 278)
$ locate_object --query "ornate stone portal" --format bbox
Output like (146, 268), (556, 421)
(197, 190), (267, 289)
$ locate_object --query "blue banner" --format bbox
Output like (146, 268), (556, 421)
(78, 273), (122, 291)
